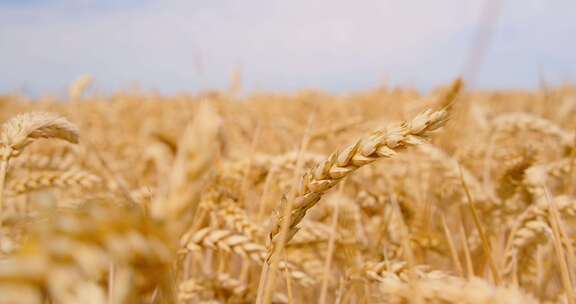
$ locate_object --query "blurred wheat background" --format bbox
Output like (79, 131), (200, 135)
(1, 1), (575, 303)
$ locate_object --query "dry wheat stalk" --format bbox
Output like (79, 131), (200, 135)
(0, 112), (79, 154)
(268, 108), (448, 255)
(0, 112), (80, 216)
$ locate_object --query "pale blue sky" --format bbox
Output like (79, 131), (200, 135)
(0, 0), (574, 95)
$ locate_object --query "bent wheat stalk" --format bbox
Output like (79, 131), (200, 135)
(0, 112), (79, 217)
(267, 108), (448, 258)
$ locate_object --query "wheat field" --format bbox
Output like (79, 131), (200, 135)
(0, 79), (575, 303)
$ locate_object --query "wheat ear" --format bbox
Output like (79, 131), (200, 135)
(6, 169), (103, 196)
(0, 112), (79, 152)
(267, 108), (448, 257)
(491, 112), (573, 148)
(378, 276), (538, 303)
(503, 195), (576, 282)
(0, 112), (79, 217)
(181, 227), (316, 287)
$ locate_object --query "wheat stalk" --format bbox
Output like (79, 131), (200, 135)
(0, 112), (79, 220)
(0, 112), (80, 153)
(268, 108), (448, 256)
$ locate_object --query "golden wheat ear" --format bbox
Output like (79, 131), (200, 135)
(0, 112), (80, 154)
(0, 112), (80, 218)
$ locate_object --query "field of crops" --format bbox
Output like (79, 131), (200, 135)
(0, 79), (575, 303)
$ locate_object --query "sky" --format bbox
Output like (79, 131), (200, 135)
(0, 0), (574, 96)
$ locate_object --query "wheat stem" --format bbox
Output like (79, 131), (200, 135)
(319, 182), (344, 304)
(543, 186), (575, 304)
(0, 147), (12, 226)
(459, 165), (501, 284)
(441, 213), (464, 277)
(258, 113), (315, 304)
